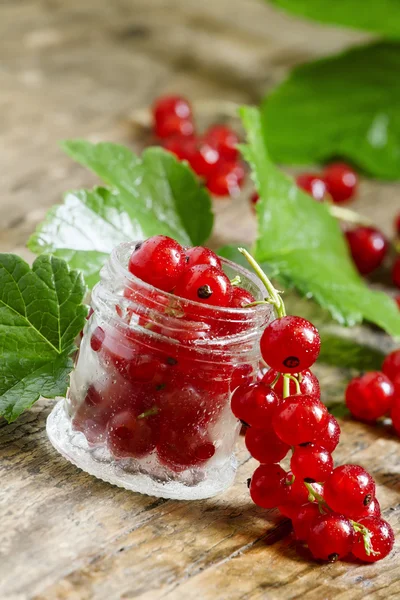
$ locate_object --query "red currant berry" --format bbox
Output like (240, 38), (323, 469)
(345, 497), (381, 522)
(323, 162), (358, 204)
(286, 475), (323, 506)
(382, 349), (400, 381)
(204, 125), (239, 161)
(324, 465), (375, 516)
(155, 115), (194, 139)
(273, 394), (328, 446)
(292, 503), (321, 540)
(352, 516), (394, 563)
(174, 264), (232, 306)
(185, 246), (222, 269)
(319, 414), (341, 453)
(72, 386), (110, 445)
(107, 409), (159, 459)
(249, 464), (289, 509)
(290, 443), (333, 483)
(392, 256), (400, 288)
(245, 426), (289, 463)
(231, 382), (281, 428)
(90, 326), (105, 352)
(250, 191), (259, 212)
(153, 95), (193, 139)
(230, 286), (255, 308)
(345, 227), (388, 275)
(157, 424), (215, 471)
(190, 139), (220, 177)
(260, 316), (321, 373)
(296, 173), (328, 202)
(128, 236), (186, 292)
(206, 161), (245, 197)
(307, 513), (354, 561)
(162, 135), (196, 162)
(262, 369), (320, 400)
(277, 503), (299, 520)
(346, 371), (395, 422)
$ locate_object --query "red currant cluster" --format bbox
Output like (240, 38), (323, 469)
(346, 349), (400, 432)
(230, 251), (394, 563)
(152, 95), (245, 196)
(72, 236), (260, 471)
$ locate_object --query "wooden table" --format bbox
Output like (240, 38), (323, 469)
(1, 2), (399, 598)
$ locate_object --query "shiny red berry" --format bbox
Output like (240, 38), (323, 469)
(231, 382), (281, 428)
(128, 236), (186, 292)
(162, 135), (196, 162)
(245, 426), (289, 463)
(345, 227), (388, 275)
(249, 464), (289, 509)
(292, 503), (321, 540)
(205, 124), (239, 161)
(324, 465), (375, 517)
(290, 443), (333, 483)
(174, 264), (232, 306)
(152, 95), (193, 139)
(157, 424), (215, 471)
(319, 414), (341, 453)
(307, 513), (354, 561)
(272, 394), (328, 446)
(323, 162), (358, 204)
(230, 286), (255, 308)
(392, 256), (400, 288)
(107, 410), (159, 459)
(286, 476), (323, 506)
(346, 371), (395, 422)
(345, 497), (381, 522)
(352, 516), (394, 563)
(262, 369), (320, 401)
(206, 161), (245, 197)
(260, 316), (321, 373)
(155, 115), (194, 139)
(90, 326), (105, 352)
(296, 173), (328, 202)
(382, 349), (400, 381)
(185, 246), (222, 269)
(190, 139), (221, 177)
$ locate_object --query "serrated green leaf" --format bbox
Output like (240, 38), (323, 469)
(0, 254), (87, 422)
(262, 42), (400, 180)
(240, 105), (400, 337)
(267, 0), (400, 37)
(29, 142), (213, 286)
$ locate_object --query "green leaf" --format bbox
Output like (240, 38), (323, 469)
(262, 41), (400, 180)
(267, 1), (400, 37)
(0, 254), (87, 422)
(29, 142), (213, 286)
(240, 105), (400, 337)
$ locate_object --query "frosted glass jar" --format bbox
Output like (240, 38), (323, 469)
(47, 242), (272, 499)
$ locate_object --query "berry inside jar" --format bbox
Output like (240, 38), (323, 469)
(67, 236), (272, 499)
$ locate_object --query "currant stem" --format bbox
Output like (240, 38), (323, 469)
(350, 521), (377, 556)
(328, 204), (372, 227)
(138, 406), (159, 419)
(283, 375), (290, 399)
(230, 275), (242, 287)
(269, 372), (281, 388)
(285, 374), (301, 395)
(238, 248), (285, 318)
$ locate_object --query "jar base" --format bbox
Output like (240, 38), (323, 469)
(46, 399), (237, 500)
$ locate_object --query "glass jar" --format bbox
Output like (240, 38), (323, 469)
(47, 242), (272, 500)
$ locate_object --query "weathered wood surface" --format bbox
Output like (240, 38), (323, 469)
(1, 1), (399, 599)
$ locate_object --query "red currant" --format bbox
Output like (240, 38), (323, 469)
(72, 386), (110, 445)
(323, 162), (358, 204)
(352, 516), (394, 562)
(286, 475), (323, 506)
(345, 497), (381, 522)
(292, 503), (321, 541)
(206, 161), (245, 197)
(230, 286), (255, 308)
(190, 139), (220, 177)
(272, 394), (328, 446)
(382, 349), (400, 381)
(324, 465), (375, 516)
(319, 414), (341, 453)
(249, 464), (289, 509)
(152, 95), (193, 139)
(128, 236), (186, 292)
(307, 513), (354, 561)
(157, 424), (215, 472)
(345, 371), (395, 422)
(231, 382), (281, 428)
(174, 264), (232, 306)
(185, 246), (222, 269)
(290, 443), (333, 483)
(162, 135), (196, 162)
(392, 256), (400, 288)
(345, 227), (388, 275)
(155, 115), (194, 139)
(262, 369), (320, 400)
(245, 426), (289, 463)
(90, 326), (105, 352)
(296, 173), (328, 202)
(260, 316), (321, 373)
(204, 125), (239, 161)
(107, 409), (159, 459)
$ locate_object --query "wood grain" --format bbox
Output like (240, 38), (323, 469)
(1, 1), (399, 599)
